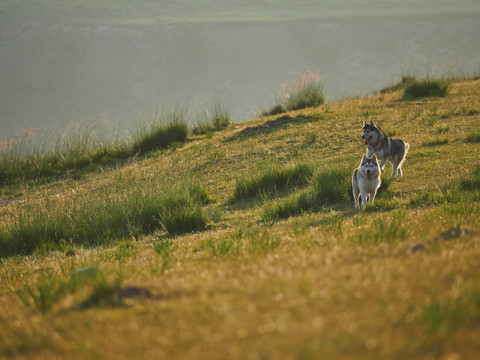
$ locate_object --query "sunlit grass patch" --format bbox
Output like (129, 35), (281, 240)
(153, 238), (176, 273)
(403, 77), (450, 99)
(0, 112), (189, 185)
(79, 271), (124, 309)
(0, 182), (210, 257)
(192, 99), (232, 135)
(261, 167), (350, 225)
(132, 109), (188, 154)
(465, 130), (480, 143)
(311, 167), (351, 205)
(352, 210), (409, 245)
(410, 167), (480, 209)
(114, 239), (139, 261)
(422, 137), (449, 147)
(260, 69), (325, 116)
(261, 192), (312, 226)
(233, 163), (313, 201)
(14, 266), (123, 313)
(459, 164), (480, 192)
(380, 74), (416, 94)
(0, 128), (130, 185)
(15, 277), (69, 314)
(435, 126), (450, 134)
(409, 189), (446, 208)
(246, 231), (282, 254)
(201, 237), (240, 257)
(422, 286), (480, 335)
(2, 79), (480, 360)
(157, 189), (208, 235)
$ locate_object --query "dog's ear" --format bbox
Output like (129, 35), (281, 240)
(361, 154), (367, 161)
(370, 120), (375, 126)
(363, 120), (366, 127)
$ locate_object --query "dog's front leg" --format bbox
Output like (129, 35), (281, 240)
(353, 188), (360, 209)
(360, 191), (368, 208)
(379, 158), (388, 172)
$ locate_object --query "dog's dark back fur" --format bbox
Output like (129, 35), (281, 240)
(362, 120), (409, 178)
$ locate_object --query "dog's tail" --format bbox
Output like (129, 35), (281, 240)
(405, 142), (410, 154)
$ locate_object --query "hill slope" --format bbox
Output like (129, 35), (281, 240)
(1, 80), (480, 359)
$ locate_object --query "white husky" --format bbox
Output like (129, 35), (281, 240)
(352, 154), (381, 208)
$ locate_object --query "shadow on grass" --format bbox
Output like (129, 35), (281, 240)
(226, 114), (313, 142)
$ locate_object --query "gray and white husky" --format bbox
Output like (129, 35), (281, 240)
(361, 121), (409, 178)
(352, 154), (381, 208)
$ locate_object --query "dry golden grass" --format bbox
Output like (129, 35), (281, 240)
(1, 80), (480, 359)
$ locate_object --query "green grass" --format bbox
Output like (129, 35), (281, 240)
(380, 75), (417, 94)
(0, 114), (189, 185)
(353, 210), (409, 245)
(466, 130), (480, 143)
(403, 77), (450, 99)
(261, 69), (325, 116)
(0, 182), (209, 257)
(422, 286), (480, 335)
(15, 277), (69, 314)
(1, 78), (480, 360)
(153, 238), (176, 272)
(201, 237), (240, 257)
(460, 164), (480, 192)
(232, 163), (314, 201)
(132, 111), (188, 154)
(422, 137), (449, 147)
(192, 99), (232, 135)
(311, 167), (351, 205)
(261, 167), (351, 225)
(0, 128), (130, 185)
(15, 267), (123, 313)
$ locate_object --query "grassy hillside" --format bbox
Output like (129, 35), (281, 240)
(1, 79), (480, 359)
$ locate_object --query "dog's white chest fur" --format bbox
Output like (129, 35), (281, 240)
(358, 171), (380, 192)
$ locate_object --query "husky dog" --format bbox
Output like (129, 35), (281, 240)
(362, 121), (409, 178)
(352, 154), (381, 208)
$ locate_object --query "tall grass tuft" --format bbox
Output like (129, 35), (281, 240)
(261, 167), (350, 225)
(0, 110), (190, 185)
(0, 127), (129, 185)
(403, 77), (450, 99)
(157, 189), (208, 235)
(460, 165), (480, 192)
(354, 210), (408, 244)
(261, 192), (312, 226)
(465, 130), (480, 143)
(132, 108), (188, 154)
(15, 277), (68, 314)
(0, 182), (209, 257)
(192, 99), (231, 135)
(261, 69), (324, 116)
(422, 287), (480, 335)
(233, 163), (314, 201)
(310, 167), (351, 205)
(380, 75), (417, 94)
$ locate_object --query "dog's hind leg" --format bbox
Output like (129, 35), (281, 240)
(388, 159), (399, 179)
(379, 158), (388, 172)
